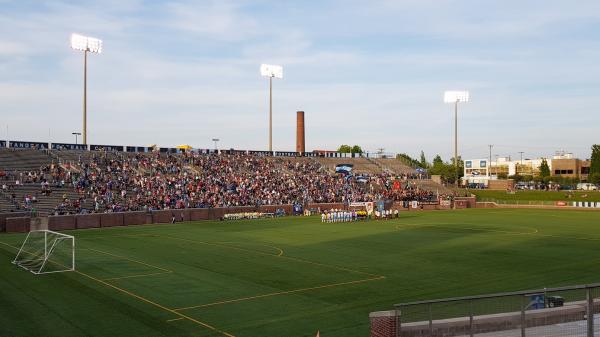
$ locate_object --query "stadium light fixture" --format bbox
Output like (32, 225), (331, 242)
(212, 138), (220, 150)
(70, 33), (103, 145)
(260, 64), (283, 152)
(444, 90), (469, 187)
(72, 132), (81, 144)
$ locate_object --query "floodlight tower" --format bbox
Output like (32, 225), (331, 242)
(260, 64), (283, 152)
(444, 91), (470, 187)
(70, 33), (102, 145)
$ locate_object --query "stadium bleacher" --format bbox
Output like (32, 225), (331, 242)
(0, 147), (451, 216)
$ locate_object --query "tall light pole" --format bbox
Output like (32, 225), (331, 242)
(488, 144), (493, 177)
(260, 64), (283, 152)
(72, 132), (81, 144)
(70, 33), (102, 145)
(444, 91), (470, 187)
(212, 138), (220, 150)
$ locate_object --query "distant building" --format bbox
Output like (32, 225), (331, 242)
(463, 151), (591, 186)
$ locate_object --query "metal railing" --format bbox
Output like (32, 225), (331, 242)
(394, 283), (600, 337)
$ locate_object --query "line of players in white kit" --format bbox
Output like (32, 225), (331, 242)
(321, 209), (400, 222)
(321, 210), (358, 222)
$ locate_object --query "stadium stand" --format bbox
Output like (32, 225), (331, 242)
(0, 147), (452, 215)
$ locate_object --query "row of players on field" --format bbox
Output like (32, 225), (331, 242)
(321, 209), (400, 222)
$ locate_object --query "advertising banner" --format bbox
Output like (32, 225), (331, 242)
(90, 144), (124, 152)
(51, 143), (88, 151)
(9, 141), (49, 149)
(275, 151), (298, 157)
(248, 150), (272, 156)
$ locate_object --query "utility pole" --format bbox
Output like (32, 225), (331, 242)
(488, 144), (493, 177)
(519, 151), (524, 165)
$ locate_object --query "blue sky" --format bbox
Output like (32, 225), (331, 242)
(1, 0), (599, 161)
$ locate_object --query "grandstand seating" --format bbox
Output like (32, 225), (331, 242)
(0, 148), (54, 171)
(0, 148), (448, 215)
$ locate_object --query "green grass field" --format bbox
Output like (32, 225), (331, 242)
(469, 189), (600, 204)
(2, 209), (600, 337)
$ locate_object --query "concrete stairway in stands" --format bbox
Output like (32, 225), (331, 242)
(409, 179), (455, 195)
(372, 158), (416, 174)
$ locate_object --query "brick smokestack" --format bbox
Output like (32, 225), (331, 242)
(296, 111), (305, 153)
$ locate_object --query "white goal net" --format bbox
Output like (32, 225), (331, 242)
(12, 230), (75, 274)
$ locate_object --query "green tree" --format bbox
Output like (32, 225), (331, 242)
(337, 144), (352, 153)
(429, 155), (459, 184)
(539, 159), (551, 179)
(419, 150), (428, 168)
(351, 145), (363, 154)
(589, 144), (600, 184)
(396, 153), (421, 168)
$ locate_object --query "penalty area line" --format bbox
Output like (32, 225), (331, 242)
(0, 240), (234, 337)
(174, 275), (386, 312)
(75, 269), (236, 337)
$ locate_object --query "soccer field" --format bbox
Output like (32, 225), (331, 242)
(1, 209), (600, 337)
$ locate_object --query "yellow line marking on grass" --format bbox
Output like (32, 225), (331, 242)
(75, 270), (235, 337)
(102, 271), (172, 281)
(0, 240), (235, 337)
(161, 234), (379, 277)
(174, 276), (386, 311)
(216, 241), (284, 257)
(84, 247), (172, 273)
(167, 317), (185, 322)
(0, 240), (20, 250)
(395, 223), (539, 235)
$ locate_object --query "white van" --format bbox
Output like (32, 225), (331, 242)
(577, 183), (598, 191)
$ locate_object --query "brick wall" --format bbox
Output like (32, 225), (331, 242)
(123, 211), (149, 225)
(0, 212), (29, 232)
(48, 215), (76, 231)
(76, 214), (101, 229)
(5, 217), (31, 233)
(100, 213), (124, 227)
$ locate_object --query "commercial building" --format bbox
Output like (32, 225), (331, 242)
(463, 151), (591, 186)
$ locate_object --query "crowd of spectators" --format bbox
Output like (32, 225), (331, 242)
(1, 152), (454, 215)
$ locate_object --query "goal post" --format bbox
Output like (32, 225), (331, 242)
(12, 230), (75, 274)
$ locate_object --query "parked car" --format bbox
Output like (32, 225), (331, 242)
(546, 296), (564, 308)
(577, 183), (598, 191)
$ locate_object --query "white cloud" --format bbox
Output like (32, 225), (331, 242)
(165, 1), (259, 41)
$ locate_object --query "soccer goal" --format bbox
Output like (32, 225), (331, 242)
(12, 230), (75, 274)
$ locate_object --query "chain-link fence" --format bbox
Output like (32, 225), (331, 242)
(370, 284), (600, 337)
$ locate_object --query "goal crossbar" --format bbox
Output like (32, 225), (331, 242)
(12, 230), (75, 274)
